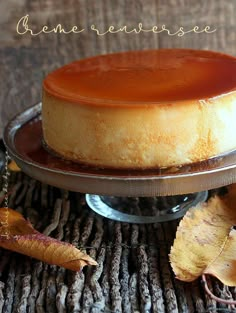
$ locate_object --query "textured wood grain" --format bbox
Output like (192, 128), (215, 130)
(1, 172), (235, 312)
(0, 0), (236, 137)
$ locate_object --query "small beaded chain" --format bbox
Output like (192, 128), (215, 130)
(1, 150), (11, 237)
(3, 150), (10, 207)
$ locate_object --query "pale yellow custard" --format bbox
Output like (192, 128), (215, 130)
(42, 49), (236, 169)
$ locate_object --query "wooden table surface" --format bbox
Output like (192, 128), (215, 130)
(1, 0), (236, 137)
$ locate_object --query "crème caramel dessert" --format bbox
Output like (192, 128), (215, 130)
(42, 49), (236, 169)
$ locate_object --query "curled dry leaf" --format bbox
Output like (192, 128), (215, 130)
(8, 160), (21, 172)
(0, 207), (97, 271)
(170, 184), (236, 286)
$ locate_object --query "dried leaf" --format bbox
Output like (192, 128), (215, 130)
(0, 208), (97, 271)
(8, 160), (21, 172)
(170, 185), (236, 286)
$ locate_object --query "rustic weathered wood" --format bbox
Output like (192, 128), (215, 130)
(0, 0), (236, 137)
(0, 172), (234, 312)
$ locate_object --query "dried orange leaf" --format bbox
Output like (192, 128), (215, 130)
(170, 185), (236, 286)
(8, 160), (21, 172)
(0, 208), (97, 271)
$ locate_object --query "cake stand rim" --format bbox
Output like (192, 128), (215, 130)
(3, 102), (236, 196)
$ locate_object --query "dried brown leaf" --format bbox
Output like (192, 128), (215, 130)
(170, 185), (236, 286)
(0, 207), (97, 271)
(8, 160), (21, 172)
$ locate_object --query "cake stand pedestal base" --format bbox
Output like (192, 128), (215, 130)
(86, 191), (208, 223)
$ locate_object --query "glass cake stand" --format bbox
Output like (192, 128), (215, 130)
(4, 103), (236, 223)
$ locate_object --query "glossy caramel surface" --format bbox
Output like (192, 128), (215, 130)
(43, 49), (236, 105)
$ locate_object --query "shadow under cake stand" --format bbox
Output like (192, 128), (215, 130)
(4, 103), (236, 223)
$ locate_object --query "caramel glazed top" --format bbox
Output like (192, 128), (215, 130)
(43, 49), (236, 106)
